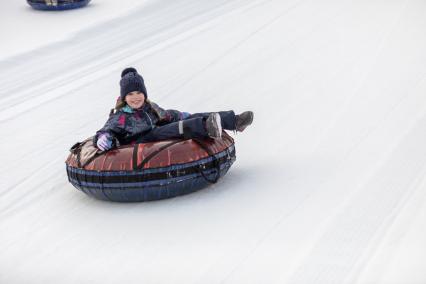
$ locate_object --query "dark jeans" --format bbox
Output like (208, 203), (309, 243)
(137, 111), (236, 143)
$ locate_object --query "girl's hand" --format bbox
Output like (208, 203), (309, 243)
(97, 133), (113, 151)
(181, 112), (191, 120)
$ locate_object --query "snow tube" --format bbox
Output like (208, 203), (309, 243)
(65, 133), (236, 202)
(27, 0), (91, 11)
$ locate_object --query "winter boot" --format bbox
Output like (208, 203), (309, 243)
(205, 113), (222, 138)
(235, 111), (254, 132)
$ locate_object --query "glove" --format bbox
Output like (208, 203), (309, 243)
(181, 112), (191, 120)
(97, 133), (113, 151)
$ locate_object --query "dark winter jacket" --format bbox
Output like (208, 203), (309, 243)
(95, 100), (187, 146)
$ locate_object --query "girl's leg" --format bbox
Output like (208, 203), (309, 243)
(188, 111), (236, 131)
(137, 117), (208, 143)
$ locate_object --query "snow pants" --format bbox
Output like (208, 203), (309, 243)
(137, 111), (236, 143)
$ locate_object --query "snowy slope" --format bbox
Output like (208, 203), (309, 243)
(0, 0), (155, 60)
(1, 0), (426, 283)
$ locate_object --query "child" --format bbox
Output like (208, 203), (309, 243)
(95, 67), (253, 151)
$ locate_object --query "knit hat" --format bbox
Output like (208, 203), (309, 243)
(120, 67), (147, 100)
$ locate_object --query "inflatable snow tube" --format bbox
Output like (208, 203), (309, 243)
(65, 133), (236, 202)
(27, 0), (91, 11)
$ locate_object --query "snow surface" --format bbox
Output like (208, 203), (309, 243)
(1, 0), (426, 283)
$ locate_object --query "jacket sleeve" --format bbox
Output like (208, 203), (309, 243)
(94, 112), (126, 144)
(149, 101), (190, 123)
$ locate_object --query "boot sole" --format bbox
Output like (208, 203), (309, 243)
(214, 113), (222, 138)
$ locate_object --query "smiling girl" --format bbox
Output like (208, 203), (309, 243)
(95, 67), (253, 151)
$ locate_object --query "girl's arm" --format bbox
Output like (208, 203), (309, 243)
(94, 112), (126, 146)
(149, 101), (190, 123)
(163, 109), (191, 122)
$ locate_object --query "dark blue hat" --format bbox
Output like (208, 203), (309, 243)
(120, 67), (147, 100)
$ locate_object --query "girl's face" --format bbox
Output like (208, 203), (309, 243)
(125, 91), (145, 109)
